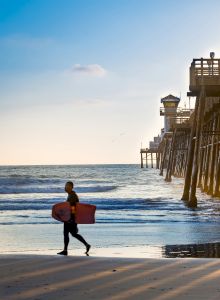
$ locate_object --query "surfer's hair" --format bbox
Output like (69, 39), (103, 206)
(66, 181), (74, 188)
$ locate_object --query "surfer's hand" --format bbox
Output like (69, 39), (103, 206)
(67, 218), (74, 224)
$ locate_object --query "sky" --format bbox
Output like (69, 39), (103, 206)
(1, 0), (220, 165)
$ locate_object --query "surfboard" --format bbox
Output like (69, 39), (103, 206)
(52, 202), (71, 222)
(75, 203), (96, 224)
(52, 201), (96, 224)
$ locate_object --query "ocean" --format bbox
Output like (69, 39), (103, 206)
(1, 164), (220, 258)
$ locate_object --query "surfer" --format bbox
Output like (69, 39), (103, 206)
(57, 181), (91, 256)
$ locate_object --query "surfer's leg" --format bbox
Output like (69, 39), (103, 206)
(72, 232), (91, 254)
(72, 232), (88, 246)
(64, 223), (70, 251)
(70, 224), (91, 253)
(57, 223), (69, 255)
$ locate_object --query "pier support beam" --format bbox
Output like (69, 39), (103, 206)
(151, 153), (153, 168)
(156, 152), (160, 169)
(181, 96), (199, 201)
(189, 87), (206, 208)
(141, 152), (143, 168)
(214, 147), (220, 197)
(197, 147), (205, 188)
(208, 114), (217, 195)
(159, 138), (168, 176)
(214, 115), (220, 197)
(146, 153), (148, 168)
(202, 144), (211, 192)
(165, 129), (177, 182)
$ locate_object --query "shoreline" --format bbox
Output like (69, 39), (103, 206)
(1, 254), (220, 300)
(2, 241), (220, 259)
(0, 246), (163, 259)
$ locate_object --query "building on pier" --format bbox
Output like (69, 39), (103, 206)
(140, 94), (191, 169)
(160, 94), (180, 132)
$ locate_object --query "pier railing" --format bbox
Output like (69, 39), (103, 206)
(170, 117), (191, 125)
(140, 148), (148, 153)
(160, 107), (193, 116)
(189, 58), (220, 95)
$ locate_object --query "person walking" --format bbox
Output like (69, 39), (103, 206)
(57, 181), (91, 256)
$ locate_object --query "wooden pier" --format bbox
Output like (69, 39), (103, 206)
(140, 148), (160, 169)
(141, 53), (220, 207)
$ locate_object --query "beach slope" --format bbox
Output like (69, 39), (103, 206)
(1, 255), (220, 300)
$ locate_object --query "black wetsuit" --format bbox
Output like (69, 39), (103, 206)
(63, 191), (88, 250)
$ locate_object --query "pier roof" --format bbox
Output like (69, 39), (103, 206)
(161, 94), (180, 103)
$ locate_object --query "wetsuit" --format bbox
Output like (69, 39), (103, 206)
(63, 191), (88, 251)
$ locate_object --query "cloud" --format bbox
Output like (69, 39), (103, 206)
(71, 64), (107, 77)
(75, 98), (109, 106)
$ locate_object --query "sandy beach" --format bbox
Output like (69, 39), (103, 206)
(1, 254), (220, 300)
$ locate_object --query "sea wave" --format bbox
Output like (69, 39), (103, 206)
(0, 177), (61, 185)
(0, 217), (214, 226)
(0, 197), (190, 213)
(0, 185), (118, 194)
(77, 186), (118, 193)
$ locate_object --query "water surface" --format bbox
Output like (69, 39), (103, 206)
(1, 164), (220, 257)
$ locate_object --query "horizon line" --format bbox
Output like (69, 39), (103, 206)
(0, 162), (140, 167)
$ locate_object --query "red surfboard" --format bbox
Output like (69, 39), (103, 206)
(75, 203), (96, 224)
(52, 202), (71, 222)
(52, 202), (96, 224)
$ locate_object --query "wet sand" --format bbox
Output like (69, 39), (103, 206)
(1, 254), (220, 300)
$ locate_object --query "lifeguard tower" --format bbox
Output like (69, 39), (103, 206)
(160, 94), (180, 132)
